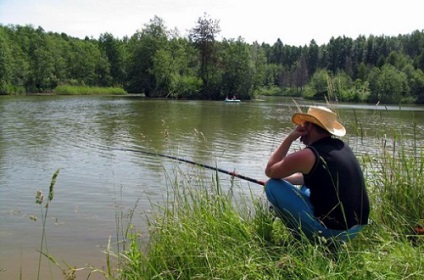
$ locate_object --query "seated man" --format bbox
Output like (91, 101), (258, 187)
(265, 106), (370, 242)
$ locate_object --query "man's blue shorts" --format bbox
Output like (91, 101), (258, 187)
(265, 178), (364, 242)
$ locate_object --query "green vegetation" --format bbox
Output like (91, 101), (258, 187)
(22, 124), (424, 279)
(54, 85), (127, 95)
(33, 169), (60, 280)
(109, 138), (423, 279)
(1, 16), (424, 102)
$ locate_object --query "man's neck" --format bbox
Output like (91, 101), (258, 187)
(309, 133), (332, 145)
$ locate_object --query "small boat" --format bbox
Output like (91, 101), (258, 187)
(224, 98), (241, 102)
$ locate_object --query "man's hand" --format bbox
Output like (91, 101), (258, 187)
(288, 125), (308, 143)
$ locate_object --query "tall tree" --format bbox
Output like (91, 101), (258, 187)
(68, 39), (111, 86)
(126, 16), (168, 95)
(189, 13), (221, 96)
(4, 25), (30, 93)
(350, 35), (367, 79)
(306, 39), (319, 76)
(152, 37), (201, 98)
(326, 36), (352, 73)
(403, 30), (424, 57)
(415, 48), (424, 72)
(368, 64), (409, 103)
(250, 41), (267, 93)
(99, 33), (126, 86)
(270, 38), (284, 65)
(27, 27), (56, 92)
(410, 69), (424, 103)
(304, 68), (329, 99)
(220, 38), (254, 99)
(292, 52), (309, 92)
(0, 28), (12, 94)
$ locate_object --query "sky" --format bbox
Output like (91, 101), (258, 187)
(0, 0), (422, 46)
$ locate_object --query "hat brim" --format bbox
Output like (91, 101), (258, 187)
(292, 113), (346, 137)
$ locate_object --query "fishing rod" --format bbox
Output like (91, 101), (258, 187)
(112, 147), (265, 186)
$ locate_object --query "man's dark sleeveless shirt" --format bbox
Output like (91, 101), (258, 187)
(303, 137), (370, 230)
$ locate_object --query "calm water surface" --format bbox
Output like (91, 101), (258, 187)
(1, 95), (423, 278)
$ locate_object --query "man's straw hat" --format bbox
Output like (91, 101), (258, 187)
(292, 106), (346, 137)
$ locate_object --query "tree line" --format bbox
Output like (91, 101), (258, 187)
(1, 14), (424, 103)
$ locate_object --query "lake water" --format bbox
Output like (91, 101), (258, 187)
(1, 95), (423, 278)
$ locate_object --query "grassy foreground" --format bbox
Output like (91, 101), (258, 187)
(29, 138), (424, 279)
(111, 141), (424, 279)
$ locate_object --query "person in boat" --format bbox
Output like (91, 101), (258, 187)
(265, 105), (370, 242)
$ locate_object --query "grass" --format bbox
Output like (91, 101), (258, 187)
(20, 133), (424, 279)
(54, 85), (127, 95)
(111, 139), (424, 279)
(34, 169), (60, 280)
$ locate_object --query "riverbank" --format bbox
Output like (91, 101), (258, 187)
(112, 140), (423, 279)
(40, 140), (424, 279)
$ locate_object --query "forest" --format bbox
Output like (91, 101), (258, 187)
(1, 14), (424, 103)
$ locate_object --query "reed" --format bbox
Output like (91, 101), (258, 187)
(54, 85), (127, 95)
(32, 127), (424, 279)
(114, 143), (424, 279)
(35, 169), (60, 280)
(363, 126), (424, 235)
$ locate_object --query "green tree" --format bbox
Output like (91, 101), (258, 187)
(126, 16), (168, 95)
(250, 41), (267, 93)
(269, 38), (284, 65)
(403, 29), (424, 57)
(326, 36), (353, 74)
(357, 62), (367, 82)
(282, 45), (302, 69)
(303, 68), (329, 99)
(151, 38), (200, 98)
(1, 21), (424, 104)
(68, 39), (111, 86)
(25, 27), (57, 92)
(264, 63), (283, 87)
(4, 26), (30, 93)
(0, 27), (12, 94)
(350, 35), (367, 79)
(416, 49), (424, 72)
(48, 33), (71, 84)
(331, 71), (354, 101)
(409, 69), (424, 103)
(368, 64), (409, 103)
(386, 51), (413, 70)
(292, 52), (309, 92)
(189, 13), (221, 98)
(305, 39), (319, 76)
(152, 48), (174, 95)
(220, 38), (254, 99)
(99, 33), (126, 86)
(365, 35), (393, 67)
